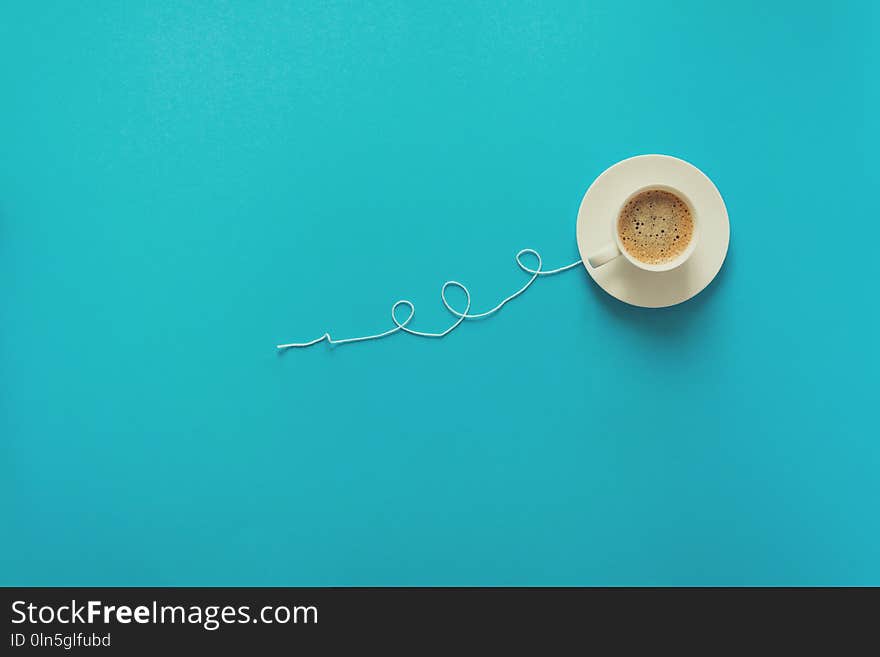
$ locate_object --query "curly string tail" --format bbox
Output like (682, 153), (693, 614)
(275, 249), (582, 350)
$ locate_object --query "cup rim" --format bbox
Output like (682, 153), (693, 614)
(614, 184), (699, 272)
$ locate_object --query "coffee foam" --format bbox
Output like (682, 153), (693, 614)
(617, 189), (693, 265)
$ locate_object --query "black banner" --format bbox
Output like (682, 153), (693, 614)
(1, 588), (874, 653)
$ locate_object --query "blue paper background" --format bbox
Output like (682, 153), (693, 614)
(2, 1), (877, 585)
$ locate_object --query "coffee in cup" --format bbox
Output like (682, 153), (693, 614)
(617, 189), (693, 265)
(587, 184), (699, 272)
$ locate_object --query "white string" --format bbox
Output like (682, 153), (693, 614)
(276, 248), (582, 350)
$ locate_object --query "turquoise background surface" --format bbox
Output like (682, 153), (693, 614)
(2, 1), (877, 585)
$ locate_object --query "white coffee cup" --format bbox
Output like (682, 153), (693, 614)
(587, 184), (699, 272)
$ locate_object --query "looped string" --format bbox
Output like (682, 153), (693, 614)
(276, 248), (582, 349)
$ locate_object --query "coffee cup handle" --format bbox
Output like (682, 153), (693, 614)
(587, 242), (621, 268)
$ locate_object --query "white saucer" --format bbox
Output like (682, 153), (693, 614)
(576, 154), (729, 308)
